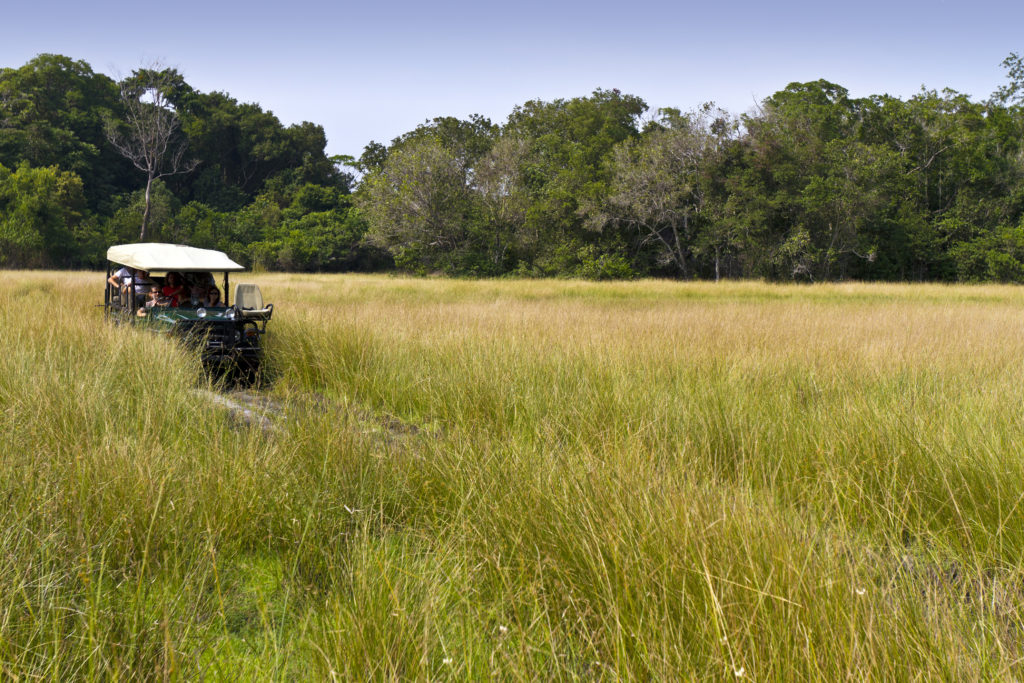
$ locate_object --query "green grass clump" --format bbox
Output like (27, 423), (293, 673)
(3, 271), (1024, 678)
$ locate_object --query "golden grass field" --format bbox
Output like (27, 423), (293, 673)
(3, 271), (1024, 679)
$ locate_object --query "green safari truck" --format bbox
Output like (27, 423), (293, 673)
(104, 243), (273, 378)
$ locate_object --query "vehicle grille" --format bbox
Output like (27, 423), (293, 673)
(175, 320), (237, 348)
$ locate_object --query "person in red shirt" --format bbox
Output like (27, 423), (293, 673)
(161, 271), (186, 307)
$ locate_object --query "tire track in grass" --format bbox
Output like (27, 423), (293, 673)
(194, 387), (432, 445)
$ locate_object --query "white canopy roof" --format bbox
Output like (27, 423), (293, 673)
(107, 243), (245, 272)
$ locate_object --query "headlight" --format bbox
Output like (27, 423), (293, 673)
(225, 307), (237, 320)
(197, 308), (207, 318)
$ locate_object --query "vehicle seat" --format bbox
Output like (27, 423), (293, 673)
(234, 283), (273, 319)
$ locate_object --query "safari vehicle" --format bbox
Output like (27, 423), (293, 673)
(104, 243), (273, 377)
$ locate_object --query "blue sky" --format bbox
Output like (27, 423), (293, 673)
(4, 0), (1022, 157)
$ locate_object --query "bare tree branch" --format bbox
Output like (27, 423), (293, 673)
(105, 66), (198, 240)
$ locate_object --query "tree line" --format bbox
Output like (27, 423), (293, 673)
(0, 54), (379, 272)
(3, 53), (1024, 281)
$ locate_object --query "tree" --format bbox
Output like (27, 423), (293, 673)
(994, 52), (1024, 106)
(176, 89), (344, 208)
(795, 140), (907, 279)
(473, 135), (532, 269)
(357, 141), (389, 175)
(504, 89), (648, 274)
(950, 221), (1024, 282)
(604, 106), (728, 278)
(0, 162), (86, 267)
(0, 54), (130, 210)
(732, 80), (909, 280)
(358, 136), (474, 272)
(103, 178), (181, 245)
(105, 67), (197, 240)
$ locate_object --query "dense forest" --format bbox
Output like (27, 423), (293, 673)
(3, 53), (1024, 280)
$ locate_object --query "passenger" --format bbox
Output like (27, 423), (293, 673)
(161, 272), (185, 307)
(134, 269), (154, 287)
(144, 285), (169, 308)
(188, 272), (220, 307)
(132, 270), (155, 306)
(108, 265), (133, 289)
(203, 272), (222, 306)
(108, 266), (135, 304)
(185, 273), (205, 307)
(135, 288), (154, 317)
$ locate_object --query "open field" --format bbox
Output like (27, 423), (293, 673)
(3, 272), (1024, 679)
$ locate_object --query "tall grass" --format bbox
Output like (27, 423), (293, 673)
(2, 271), (1024, 678)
